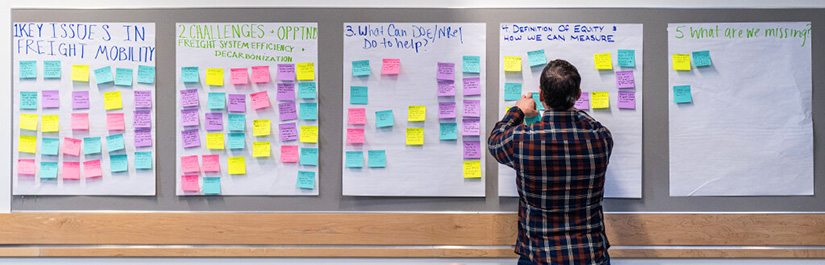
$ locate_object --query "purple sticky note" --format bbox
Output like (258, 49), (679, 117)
(462, 118), (480, 136)
(278, 102), (298, 121)
(134, 129), (152, 147)
(134, 90), (152, 109)
(42, 90), (60, 108)
(228, 94), (246, 112)
(181, 129), (201, 148)
(463, 141), (481, 159)
(279, 122), (298, 142)
(463, 100), (481, 117)
(618, 91), (636, 109)
(616, 70), (635, 89)
(133, 110), (152, 128)
(574, 92), (590, 110)
(180, 89), (199, 107)
(205, 112), (223, 131)
(277, 64), (296, 81)
(463, 77), (481, 96)
(72, 91), (90, 109)
(438, 102), (456, 119)
(437, 80), (455, 96)
(181, 109), (199, 126)
(436, 62), (455, 80)
(277, 83), (295, 101)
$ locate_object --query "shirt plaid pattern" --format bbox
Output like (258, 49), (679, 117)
(488, 107), (613, 265)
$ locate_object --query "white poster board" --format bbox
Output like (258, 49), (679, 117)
(668, 22), (813, 196)
(498, 23), (643, 198)
(342, 23), (486, 197)
(12, 22), (157, 195)
(175, 23), (319, 196)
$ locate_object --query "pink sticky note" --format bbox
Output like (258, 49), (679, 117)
(134, 90), (152, 109)
(205, 112), (223, 131)
(17, 159), (35, 175)
(279, 122), (298, 141)
(42, 90), (60, 108)
(382, 59), (400, 74)
(463, 77), (481, 96)
(616, 70), (635, 89)
(228, 94), (246, 112)
(463, 100), (481, 117)
(63, 162), (81, 180)
(438, 102), (456, 119)
(134, 129), (152, 147)
(277, 64), (296, 81)
(437, 80), (455, 96)
(181, 129), (201, 148)
(181, 109), (199, 127)
(618, 91), (636, 109)
(181, 175), (200, 192)
(107, 113), (125, 131)
(83, 160), (102, 178)
(574, 92), (590, 110)
(230, 68), (249, 85)
(348, 108), (366, 125)
(202, 155), (221, 172)
(436, 62), (455, 80)
(250, 91), (271, 110)
(251, 66), (270, 83)
(347, 128), (365, 144)
(72, 91), (90, 109)
(134, 110), (152, 128)
(180, 89), (199, 107)
(71, 113), (89, 130)
(277, 83), (295, 101)
(462, 119), (480, 136)
(280, 145), (299, 163)
(278, 102), (298, 121)
(62, 137), (82, 156)
(463, 141), (481, 159)
(181, 155), (200, 173)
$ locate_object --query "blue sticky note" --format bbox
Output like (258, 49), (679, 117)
(296, 171), (315, 189)
(525, 115), (541, 125)
(375, 110), (394, 128)
(19, 61), (37, 79)
(110, 154), (128, 173)
(44, 61), (61, 79)
(532, 92), (545, 111)
(352, 60), (371, 76)
(345, 151), (364, 168)
(203, 177), (221, 194)
(115, 68), (133, 86)
(300, 147), (318, 166)
(504, 83), (522, 101)
(692, 51), (712, 67)
(41, 138), (60, 156)
(94, 66), (114, 84)
(134, 151), (152, 169)
(208, 93), (226, 109)
(368, 150), (386, 168)
(106, 134), (125, 152)
(40, 162), (58, 179)
(618, 49), (636, 67)
(673, 85), (693, 103)
(228, 114), (246, 131)
(440, 123), (458, 140)
(20, 91), (37, 110)
(299, 103), (318, 120)
(228, 133), (246, 149)
(181, 66), (199, 83)
(84, 137), (102, 155)
(137, 65), (155, 84)
(298, 82), (317, 99)
(463, 55), (480, 73)
(527, 49), (547, 67)
(351, 86), (368, 105)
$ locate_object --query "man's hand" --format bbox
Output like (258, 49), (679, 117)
(515, 94), (540, 117)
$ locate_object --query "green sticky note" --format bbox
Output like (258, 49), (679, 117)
(296, 171), (315, 189)
(692, 51), (712, 67)
(114, 68), (133, 86)
(84, 137), (102, 155)
(20, 91), (37, 110)
(44, 61), (61, 79)
(228, 132), (246, 149)
(208, 93), (226, 109)
(40, 162), (58, 179)
(352, 60), (371, 76)
(504, 83), (522, 101)
(463, 55), (480, 73)
(298, 82), (317, 99)
(181, 66), (199, 83)
(203, 177), (221, 194)
(41, 138), (60, 156)
(368, 150), (386, 168)
(532, 92), (545, 111)
(228, 114), (246, 131)
(94, 66), (114, 84)
(19, 61), (37, 79)
(300, 147), (318, 166)
(345, 151), (364, 168)
(137, 65), (155, 84)
(618, 49), (636, 67)
(440, 122), (458, 140)
(134, 151), (152, 169)
(525, 115), (541, 125)
(106, 134), (125, 152)
(110, 154), (128, 173)
(351, 86), (368, 105)
(375, 110), (394, 128)
(673, 85), (693, 103)
(527, 49), (547, 67)
(299, 103), (318, 120)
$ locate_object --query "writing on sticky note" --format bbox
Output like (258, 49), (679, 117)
(463, 140), (481, 159)
(253, 119), (271, 136)
(299, 103), (318, 120)
(300, 125), (318, 143)
(532, 92), (544, 111)
(352, 60), (371, 76)
(20, 114), (37, 131)
(406, 128), (424, 145)
(44, 61), (60, 79)
(228, 157), (246, 174)
(463, 118), (480, 136)
(134, 110), (152, 128)
(42, 90), (60, 108)
(106, 134), (125, 152)
(83, 137), (101, 155)
(19, 61), (37, 79)
(40, 162), (58, 179)
(616, 70), (635, 89)
(375, 110), (394, 128)
(203, 177), (221, 194)
(180, 89), (199, 107)
(41, 138), (59, 155)
(230, 68), (249, 85)
(463, 100), (481, 118)
(347, 128), (365, 144)
(71, 113), (89, 130)
(72, 91), (89, 110)
(673, 85), (692, 103)
(574, 92), (590, 110)
(137, 65), (155, 84)
(618, 91), (636, 109)
(134, 129), (152, 147)
(463, 77), (481, 96)
(62, 137), (82, 156)
(277, 83), (295, 101)
(692, 51), (712, 67)
(436, 62), (455, 80)
(20, 91), (37, 110)
(71, 65), (89, 82)
(438, 102), (456, 119)
(300, 148), (318, 166)
(181, 129), (200, 148)
(41, 115), (59, 133)
(296, 62), (315, 80)
(618, 49), (636, 67)
(277, 64), (296, 81)
(594, 53), (613, 70)
(63, 162), (81, 180)
(208, 92), (226, 110)
(368, 150), (386, 168)
(206, 133), (225, 150)
(107, 113), (125, 131)
(228, 94), (246, 112)
(408, 106), (426, 121)
(228, 132), (245, 149)
(104, 91), (123, 110)
(181, 66), (199, 83)
(437, 80), (455, 96)
(463, 160), (481, 178)
(110, 154), (129, 173)
(590, 92), (610, 109)
(278, 102), (298, 120)
(181, 109), (199, 127)
(228, 114), (245, 131)
(205, 68), (223, 86)
(527, 49), (547, 67)
(94, 66), (114, 84)
(350, 86), (368, 104)
(440, 122), (457, 140)
(503, 56), (522, 72)
(18, 135), (37, 154)
(504, 83), (522, 101)
(298, 82), (317, 99)
(281, 145), (299, 163)
(202, 155), (220, 172)
(18, 159), (36, 175)
(134, 151), (152, 170)
(382, 59), (400, 74)
(297, 171), (315, 189)
(673, 54), (691, 70)
(463, 55), (480, 73)
(83, 160), (103, 178)
(253, 142), (271, 157)
(181, 175), (200, 192)
(348, 108), (366, 125)
(345, 151), (363, 168)
(279, 122), (298, 141)
(205, 112), (223, 131)
(249, 66), (271, 83)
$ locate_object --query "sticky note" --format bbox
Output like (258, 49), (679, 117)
(299, 103), (318, 120)
(19, 61), (36, 79)
(181, 66), (199, 83)
(532, 92), (545, 111)
(463, 100), (481, 118)
(19, 114), (37, 131)
(525, 115), (540, 125)
(347, 128), (365, 144)
(590, 92), (610, 109)
(352, 60), (371, 76)
(72, 91), (90, 109)
(202, 154), (221, 172)
(692, 51), (712, 67)
(300, 125), (318, 143)
(618, 91), (636, 109)
(62, 137), (82, 156)
(277, 64), (296, 81)
(134, 151), (152, 169)
(181, 175), (200, 192)
(203, 177), (221, 194)
(18, 159), (36, 175)
(44, 61), (61, 79)
(41, 115), (59, 133)
(437, 80), (455, 96)
(504, 83), (522, 101)
(463, 160), (481, 178)
(382, 59), (400, 75)
(41, 138), (59, 155)
(84, 160), (103, 178)
(406, 128), (424, 145)
(18, 135), (37, 154)
(281, 145), (299, 163)
(408, 106), (426, 121)
(438, 102), (456, 119)
(251, 66), (270, 83)
(463, 118), (480, 136)
(594, 53), (613, 70)
(296, 62), (315, 80)
(83, 137), (101, 155)
(300, 148), (318, 166)
(63, 162), (81, 180)
(278, 102), (298, 121)
(503, 56), (522, 72)
(205, 68), (224, 86)
(673, 85), (692, 103)
(134, 110), (152, 128)
(228, 94), (246, 112)
(440, 123), (457, 140)
(228, 114), (246, 131)
(103, 91), (123, 110)
(350, 86), (368, 104)
(20, 91), (37, 110)
(253, 119), (271, 136)
(345, 151), (363, 168)
(227, 132), (246, 149)
(248, 91), (270, 111)
(94, 66), (114, 84)
(616, 70), (635, 89)
(618, 49), (636, 67)
(137, 65), (155, 84)
(279, 123), (298, 141)
(106, 134), (125, 152)
(180, 89), (199, 107)
(298, 82), (317, 99)
(463, 77), (481, 96)
(297, 171), (316, 189)
(40, 162), (58, 179)
(206, 133), (224, 150)
(71, 65), (89, 82)
(42, 90), (60, 108)
(253, 142), (271, 157)
(182, 155), (201, 174)
(527, 49), (547, 67)
(208, 92), (226, 110)
(109, 154), (129, 173)
(375, 110), (394, 128)
(180, 109), (199, 127)
(277, 83), (295, 101)
(134, 129), (152, 148)
(205, 112), (223, 131)
(463, 55), (480, 73)
(673, 54), (691, 71)
(436, 62), (455, 80)
(463, 141), (482, 159)
(574, 92), (590, 110)
(230, 68), (248, 85)
(367, 150), (386, 168)
(348, 108), (366, 125)
(107, 113), (125, 131)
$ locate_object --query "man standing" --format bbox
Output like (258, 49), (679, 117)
(488, 59), (613, 265)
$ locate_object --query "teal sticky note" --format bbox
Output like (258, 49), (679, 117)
(137, 65), (155, 84)
(203, 177), (221, 194)
(181, 66), (199, 83)
(41, 138), (60, 155)
(351, 86), (368, 105)
(228, 132), (246, 149)
(298, 82), (317, 99)
(114, 68), (133, 86)
(345, 151), (364, 168)
(228, 114), (246, 131)
(44, 61), (61, 79)
(299, 103), (318, 120)
(84, 137), (102, 155)
(692, 51), (712, 67)
(296, 171), (315, 189)
(375, 110), (394, 128)
(525, 115), (541, 125)
(106, 134), (125, 152)
(532, 92), (545, 111)
(110, 154), (128, 173)
(463, 55), (480, 73)
(94, 66), (114, 84)
(352, 60), (371, 76)
(40, 162), (58, 179)
(440, 122), (458, 140)
(368, 150), (386, 168)
(504, 83), (522, 101)
(134, 151), (152, 169)
(618, 49), (636, 67)
(19, 61), (37, 79)
(20, 91), (37, 110)
(208, 93), (226, 109)
(673, 85), (693, 103)
(300, 147), (318, 166)
(527, 49), (547, 67)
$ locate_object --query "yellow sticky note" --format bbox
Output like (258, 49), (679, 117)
(503, 56), (522, 72)
(253, 142), (271, 157)
(673, 54), (691, 71)
(300, 125), (318, 143)
(594, 53), (613, 70)
(206, 68), (224, 86)
(18, 135), (37, 154)
(71, 65), (89, 82)
(591, 92), (610, 109)
(103, 91), (123, 110)
(41, 115), (59, 133)
(406, 128), (424, 145)
(296, 63), (315, 81)
(228, 157), (246, 175)
(463, 160), (481, 178)
(20, 114), (38, 131)
(408, 105), (426, 121)
(206, 133), (225, 150)
(253, 119), (270, 136)
(504, 106), (511, 115)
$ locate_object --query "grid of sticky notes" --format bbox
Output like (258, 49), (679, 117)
(670, 51), (710, 104)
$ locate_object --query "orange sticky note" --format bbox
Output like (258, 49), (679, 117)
(71, 113), (89, 130)
(181, 155), (200, 174)
(181, 175), (200, 192)
(107, 113), (125, 131)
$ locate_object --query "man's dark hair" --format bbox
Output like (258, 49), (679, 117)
(539, 59), (581, 110)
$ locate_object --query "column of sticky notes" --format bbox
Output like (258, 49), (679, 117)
(671, 51), (711, 103)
